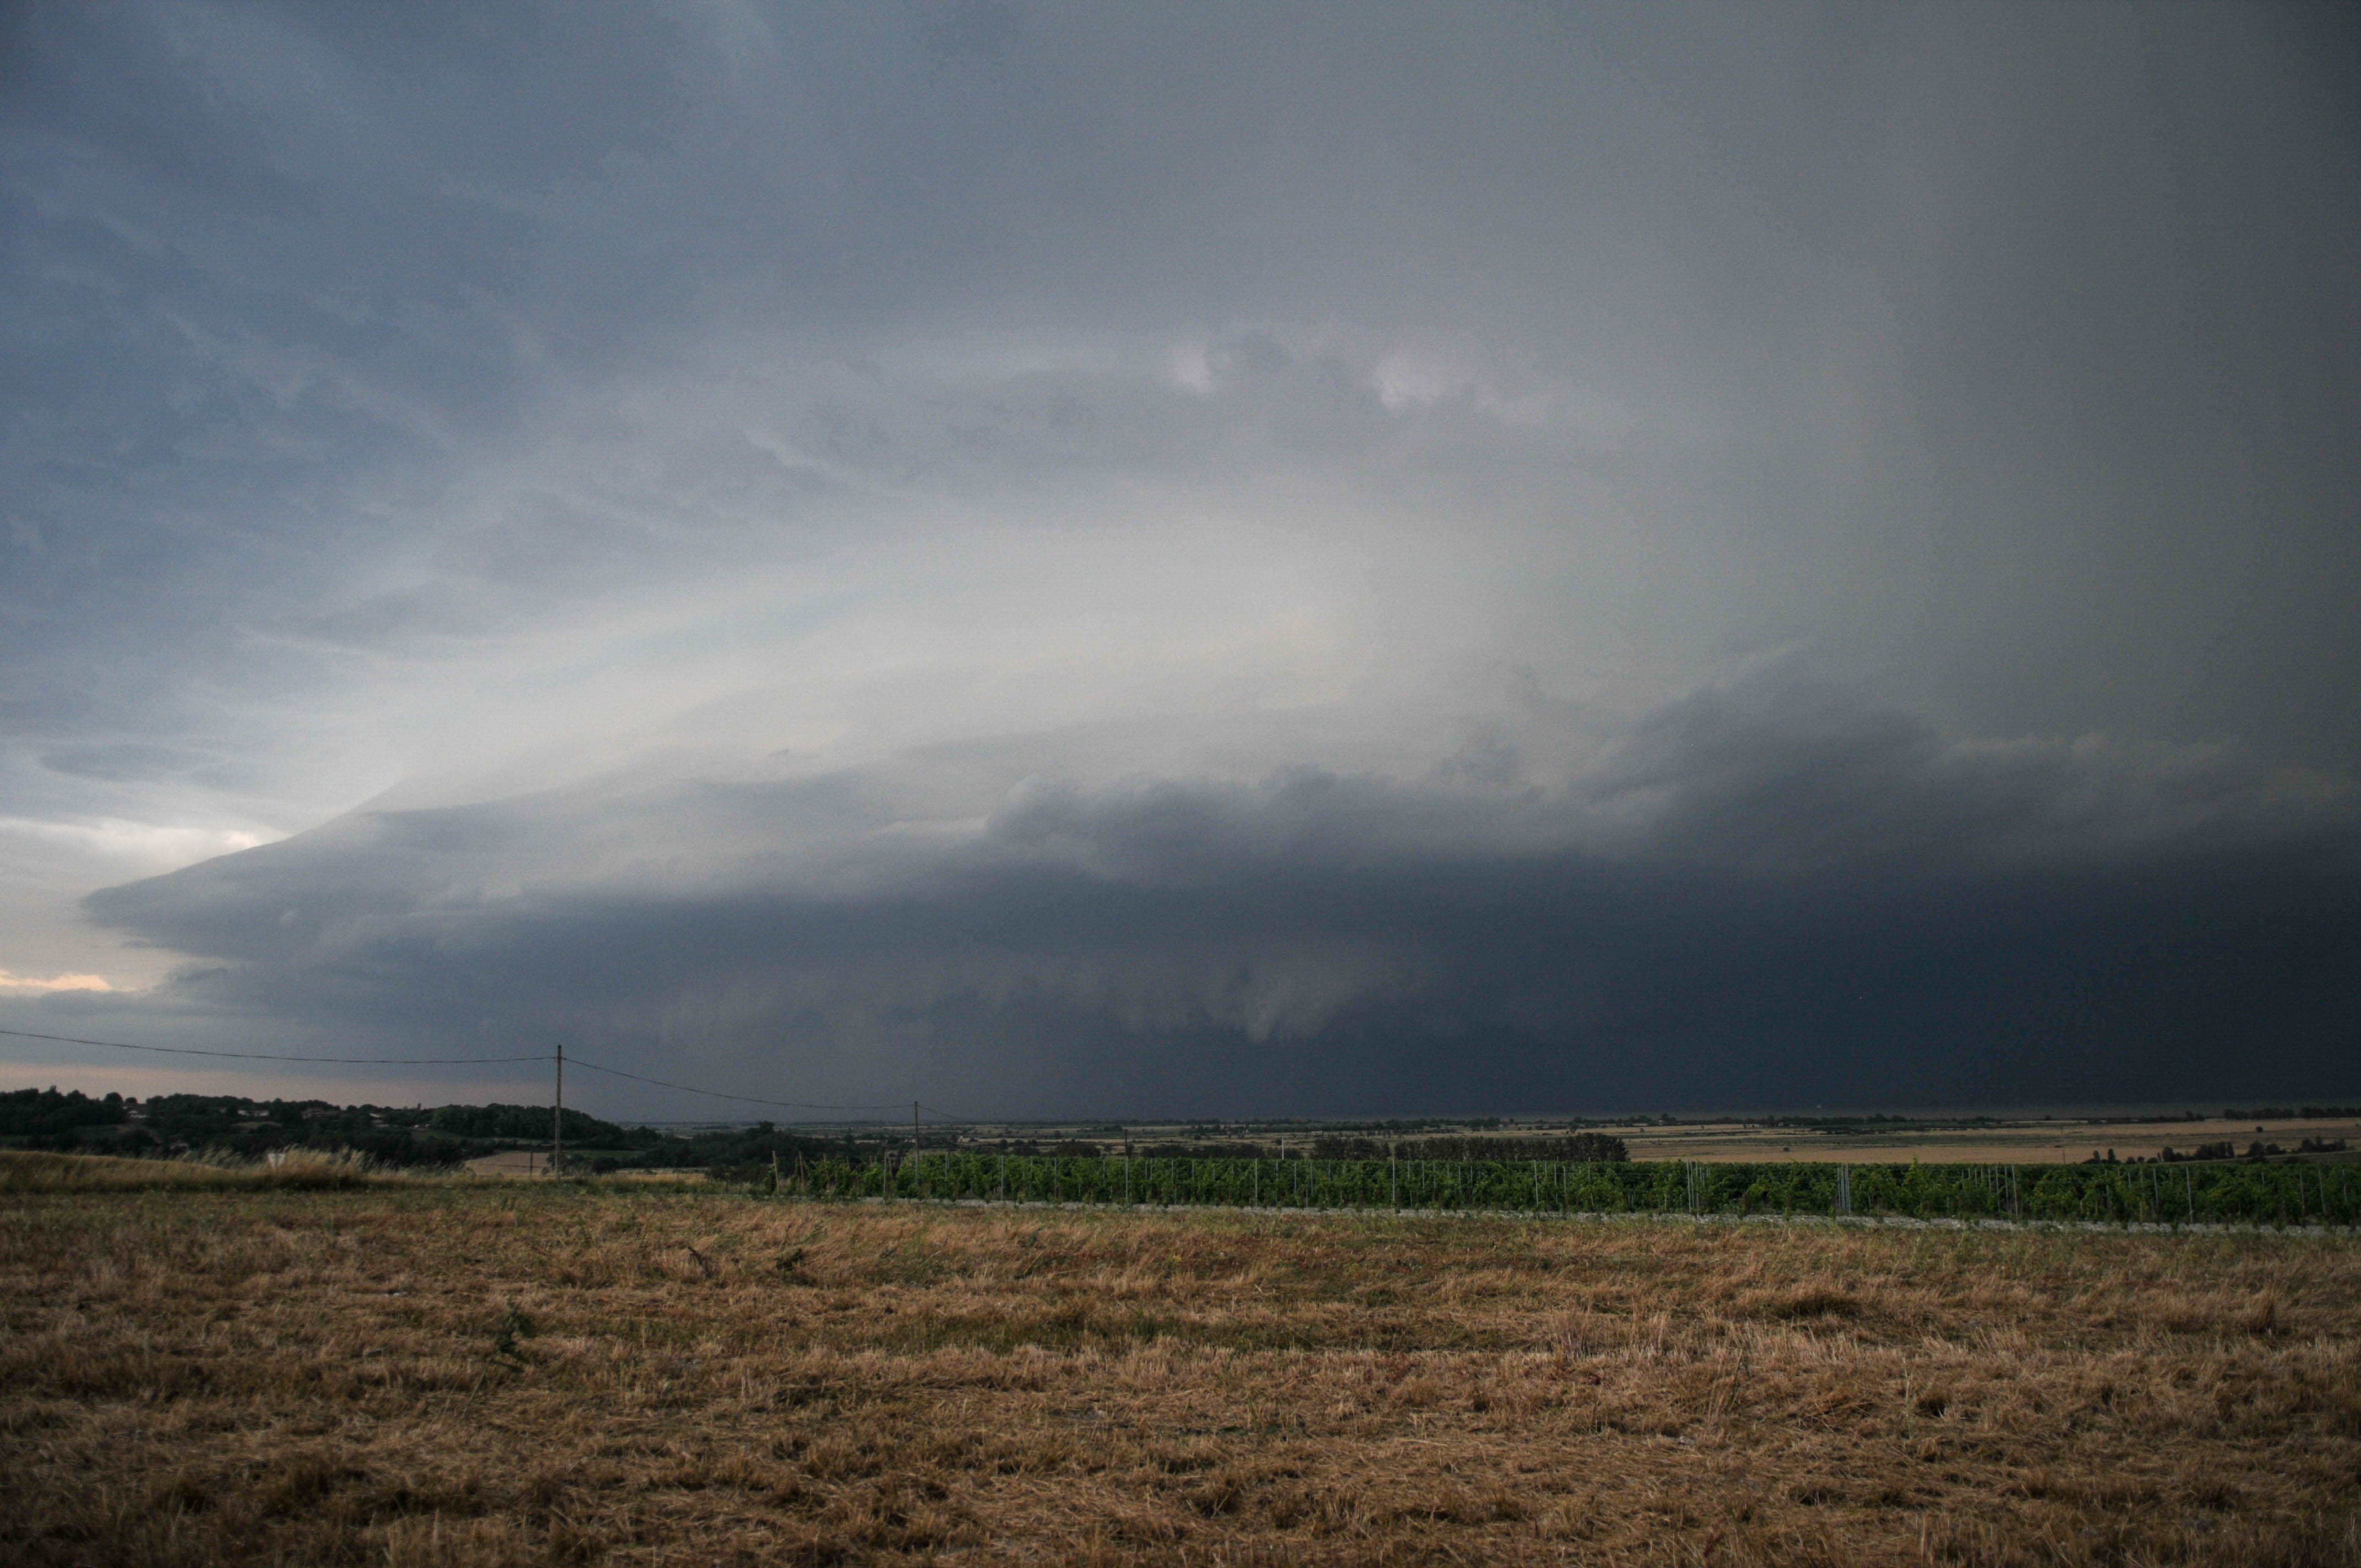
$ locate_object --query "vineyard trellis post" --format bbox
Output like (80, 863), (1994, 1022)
(551, 1042), (563, 1178)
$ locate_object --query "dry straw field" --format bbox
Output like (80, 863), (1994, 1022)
(2, 1158), (2357, 1566)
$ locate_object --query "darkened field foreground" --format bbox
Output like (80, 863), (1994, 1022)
(4, 1182), (2357, 1566)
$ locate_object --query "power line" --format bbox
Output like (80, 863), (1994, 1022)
(0, 1026), (546, 1066)
(567, 1058), (936, 1117)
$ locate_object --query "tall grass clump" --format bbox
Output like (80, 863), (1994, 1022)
(0, 1146), (412, 1193)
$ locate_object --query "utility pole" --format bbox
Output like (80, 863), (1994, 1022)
(552, 1042), (564, 1178)
(913, 1101), (921, 1167)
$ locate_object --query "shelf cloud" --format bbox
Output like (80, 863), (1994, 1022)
(81, 660), (2360, 1113)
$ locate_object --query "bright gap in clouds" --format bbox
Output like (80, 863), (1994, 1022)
(0, 972), (115, 994)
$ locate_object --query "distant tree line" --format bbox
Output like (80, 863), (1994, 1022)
(426, 1103), (630, 1144)
(0, 1088), (667, 1167)
(0, 1087), (1281, 1173)
(2151, 1138), (2348, 1163)
(0, 1087), (128, 1137)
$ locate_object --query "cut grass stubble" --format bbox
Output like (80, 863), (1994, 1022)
(2, 1183), (2357, 1566)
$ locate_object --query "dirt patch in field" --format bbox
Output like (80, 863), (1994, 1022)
(464, 1148), (558, 1177)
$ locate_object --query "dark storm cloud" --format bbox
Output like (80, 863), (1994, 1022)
(81, 665), (2360, 1113)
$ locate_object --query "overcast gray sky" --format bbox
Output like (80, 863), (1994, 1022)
(4, 2), (2357, 1116)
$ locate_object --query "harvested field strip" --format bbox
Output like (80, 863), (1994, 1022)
(3, 1188), (2357, 1565)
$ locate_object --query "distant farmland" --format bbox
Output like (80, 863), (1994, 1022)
(3, 1167), (2357, 1566)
